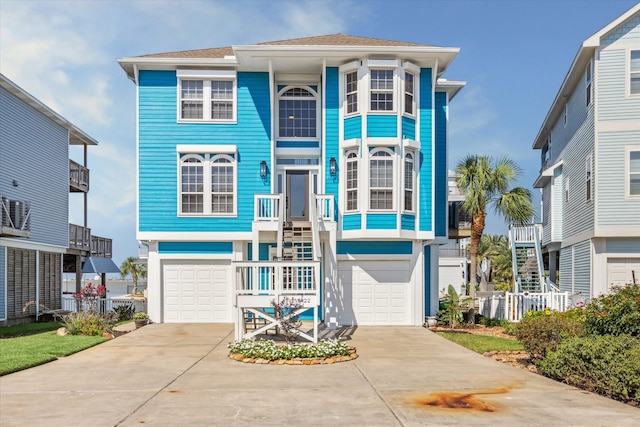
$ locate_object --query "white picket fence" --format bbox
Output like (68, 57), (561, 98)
(477, 291), (570, 322)
(61, 296), (136, 313)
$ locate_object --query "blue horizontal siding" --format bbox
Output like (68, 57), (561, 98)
(337, 241), (412, 255)
(158, 242), (233, 254)
(276, 141), (319, 148)
(367, 115), (397, 137)
(402, 116), (416, 140)
(138, 70), (271, 233)
(435, 92), (447, 237)
(401, 214), (415, 231)
(342, 214), (362, 230)
(366, 213), (397, 229)
(344, 115), (362, 139)
(419, 68), (433, 232)
(325, 67), (340, 212)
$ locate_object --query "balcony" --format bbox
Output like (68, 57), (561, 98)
(91, 235), (113, 258)
(69, 160), (89, 192)
(448, 201), (471, 239)
(69, 223), (91, 253)
(1, 196), (31, 238)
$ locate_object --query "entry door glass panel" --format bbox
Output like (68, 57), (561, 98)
(287, 171), (308, 221)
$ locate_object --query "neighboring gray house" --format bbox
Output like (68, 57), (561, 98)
(532, 4), (640, 299)
(0, 74), (114, 325)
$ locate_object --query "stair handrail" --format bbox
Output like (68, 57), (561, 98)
(533, 226), (546, 292)
(276, 194), (284, 259)
(509, 226), (521, 292)
(309, 195), (322, 261)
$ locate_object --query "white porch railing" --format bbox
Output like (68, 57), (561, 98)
(509, 224), (542, 244)
(61, 296), (135, 313)
(254, 194), (283, 222)
(315, 194), (334, 222)
(477, 291), (570, 322)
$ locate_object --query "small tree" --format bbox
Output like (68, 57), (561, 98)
(271, 296), (305, 345)
(120, 257), (147, 295)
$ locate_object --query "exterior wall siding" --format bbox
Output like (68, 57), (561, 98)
(401, 116), (416, 140)
(552, 167), (564, 242)
(606, 237), (640, 252)
(419, 68), (433, 232)
(573, 240), (591, 298)
(401, 214), (415, 231)
(601, 14), (640, 45)
(598, 49), (640, 122)
(0, 86), (69, 247)
(325, 67), (340, 208)
(342, 214), (361, 230)
(559, 246), (573, 293)
(434, 92), (447, 237)
(366, 213), (397, 229)
(344, 115), (362, 140)
(158, 242), (233, 254)
(541, 181), (551, 245)
(597, 131), (640, 228)
(336, 240), (412, 255)
(138, 70), (271, 233)
(367, 115), (397, 137)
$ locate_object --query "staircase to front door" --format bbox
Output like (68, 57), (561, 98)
(282, 221), (313, 261)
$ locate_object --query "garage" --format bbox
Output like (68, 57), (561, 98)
(607, 258), (640, 290)
(338, 260), (411, 325)
(163, 261), (231, 323)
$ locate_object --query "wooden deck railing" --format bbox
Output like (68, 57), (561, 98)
(69, 160), (89, 192)
(69, 223), (91, 252)
(91, 235), (113, 258)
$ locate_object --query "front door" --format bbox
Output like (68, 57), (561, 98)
(286, 171), (309, 221)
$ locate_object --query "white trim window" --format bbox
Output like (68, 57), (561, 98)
(585, 154), (592, 202)
(178, 77), (236, 122)
(346, 71), (358, 115)
(345, 151), (359, 211)
(179, 153), (236, 215)
(404, 72), (415, 115)
(370, 69), (394, 111)
(278, 87), (317, 138)
(369, 148), (394, 210)
(403, 152), (415, 211)
(631, 50), (640, 96)
(586, 60), (593, 107)
(630, 150), (640, 196)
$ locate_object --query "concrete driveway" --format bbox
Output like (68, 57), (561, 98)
(1, 324), (638, 426)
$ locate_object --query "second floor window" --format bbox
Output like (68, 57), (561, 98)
(586, 60), (593, 107)
(346, 71), (358, 114)
(630, 150), (640, 196)
(279, 87), (317, 138)
(179, 79), (235, 121)
(370, 69), (394, 111)
(179, 154), (236, 215)
(631, 50), (640, 95)
(404, 72), (414, 115)
(370, 149), (393, 210)
(586, 155), (592, 202)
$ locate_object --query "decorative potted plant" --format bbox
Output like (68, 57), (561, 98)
(133, 311), (150, 328)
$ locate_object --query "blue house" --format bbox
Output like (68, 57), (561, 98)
(532, 5), (640, 299)
(0, 73), (115, 326)
(118, 35), (464, 335)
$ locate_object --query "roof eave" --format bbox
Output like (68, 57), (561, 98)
(435, 79), (467, 100)
(117, 57), (239, 81)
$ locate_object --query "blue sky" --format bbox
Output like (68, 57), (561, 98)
(1, 0), (638, 267)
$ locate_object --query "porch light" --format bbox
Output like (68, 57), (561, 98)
(260, 160), (267, 178)
(329, 157), (337, 176)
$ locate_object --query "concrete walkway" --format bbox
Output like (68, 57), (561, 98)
(1, 324), (638, 426)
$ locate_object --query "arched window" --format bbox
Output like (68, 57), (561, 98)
(369, 149), (394, 210)
(345, 151), (358, 211)
(179, 153), (236, 215)
(404, 152), (414, 211)
(278, 87), (317, 138)
(180, 155), (204, 213)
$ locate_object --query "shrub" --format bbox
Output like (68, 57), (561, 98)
(113, 304), (134, 321)
(133, 312), (149, 320)
(227, 338), (350, 361)
(515, 309), (586, 360)
(540, 335), (640, 405)
(60, 311), (117, 336)
(584, 283), (640, 337)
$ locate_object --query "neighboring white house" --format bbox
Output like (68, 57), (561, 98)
(532, 4), (640, 299)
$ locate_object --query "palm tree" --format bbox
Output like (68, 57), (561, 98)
(455, 155), (535, 321)
(120, 256), (147, 295)
(477, 234), (513, 287)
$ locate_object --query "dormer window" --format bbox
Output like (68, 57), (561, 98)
(631, 50), (640, 95)
(404, 72), (415, 115)
(346, 71), (358, 114)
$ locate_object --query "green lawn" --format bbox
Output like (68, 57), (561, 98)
(0, 321), (62, 338)
(437, 332), (524, 354)
(0, 331), (107, 376)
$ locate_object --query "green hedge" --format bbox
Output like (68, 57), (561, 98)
(515, 309), (585, 360)
(584, 283), (640, 337)
(540, 335), (640, 405)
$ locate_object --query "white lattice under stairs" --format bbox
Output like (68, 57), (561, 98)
(282, 221), (313, 261)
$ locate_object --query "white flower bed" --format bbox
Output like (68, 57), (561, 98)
(228, 338), (350, 361)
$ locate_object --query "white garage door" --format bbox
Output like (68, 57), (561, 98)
(338, 260), (411, 326)
(607, 258), (640, 290)
(163, 261), (231, 323)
